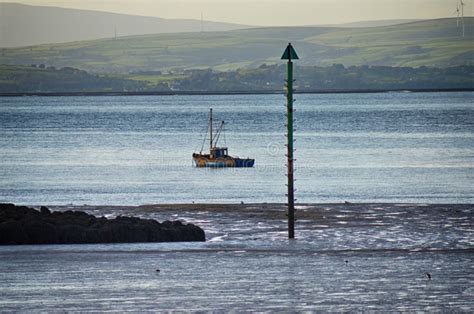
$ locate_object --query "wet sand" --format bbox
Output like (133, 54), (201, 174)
(51, 202), (473, 218)
(50, 202), (473, 232)
(47, 203), (473, 251)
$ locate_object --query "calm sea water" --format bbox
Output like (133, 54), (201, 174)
(1, 93), (473, 310)
(1, 92), (473, 205)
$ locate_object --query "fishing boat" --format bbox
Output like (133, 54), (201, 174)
(192, 109), (255, 168)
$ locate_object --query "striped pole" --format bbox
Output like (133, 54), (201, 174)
(281, 43), (299, 239)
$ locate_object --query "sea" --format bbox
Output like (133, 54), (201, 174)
(0, 92), (473, 311)
(1, 92), (473, 205)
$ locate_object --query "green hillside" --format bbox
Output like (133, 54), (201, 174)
(0, 64), (151, 92)
(1, 18), (472, 73)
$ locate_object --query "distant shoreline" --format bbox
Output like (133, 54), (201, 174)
(1, 88), (473, 97)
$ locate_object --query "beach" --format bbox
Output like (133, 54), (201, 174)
(1, 202), (472, 311)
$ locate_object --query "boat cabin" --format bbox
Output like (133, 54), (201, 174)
(210, 147), (228, 159)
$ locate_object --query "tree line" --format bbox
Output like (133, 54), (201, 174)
(1, 64), (472, 93)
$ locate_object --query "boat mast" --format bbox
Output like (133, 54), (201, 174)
(209, 108), (213, 151)
(213, 121), (225, 147)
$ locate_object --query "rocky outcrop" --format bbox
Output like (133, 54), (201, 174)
(0, 203), (205, 244)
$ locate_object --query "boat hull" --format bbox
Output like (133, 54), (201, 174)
(193, 155), (254, 168)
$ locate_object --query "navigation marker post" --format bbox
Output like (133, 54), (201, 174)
(281, 43), (299, 239)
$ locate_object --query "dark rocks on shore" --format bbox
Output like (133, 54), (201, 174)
(0, 203), (205, 245)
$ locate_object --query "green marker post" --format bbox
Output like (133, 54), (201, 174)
(281, 43), (299, 239)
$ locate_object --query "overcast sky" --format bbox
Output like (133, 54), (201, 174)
(1, 0), (472, 26)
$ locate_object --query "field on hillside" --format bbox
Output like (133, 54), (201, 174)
(0, 18), (472, 73)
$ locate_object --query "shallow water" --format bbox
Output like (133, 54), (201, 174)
(1, 204), (473, 311)
(1, 92), (473, 205)
(1, 248), (472, 311)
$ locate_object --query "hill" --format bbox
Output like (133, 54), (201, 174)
(0, 64), (152, 92)
(326, 19), (422, 28)
(0, 3), (249, 48)
(0, 18), (472, 73)
(340, 19), (423, 28)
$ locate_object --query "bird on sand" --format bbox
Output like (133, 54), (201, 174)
(426, 272), (431, 280)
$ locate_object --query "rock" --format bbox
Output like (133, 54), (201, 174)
(0, 204), (206, 245)
(58, 224), (86, 244)
(23, 220), (59, 244)
(0, 220), (28, 244)
(40, 206), (51, 215)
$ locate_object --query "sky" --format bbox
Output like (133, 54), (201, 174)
(1, 0), (472, 26)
